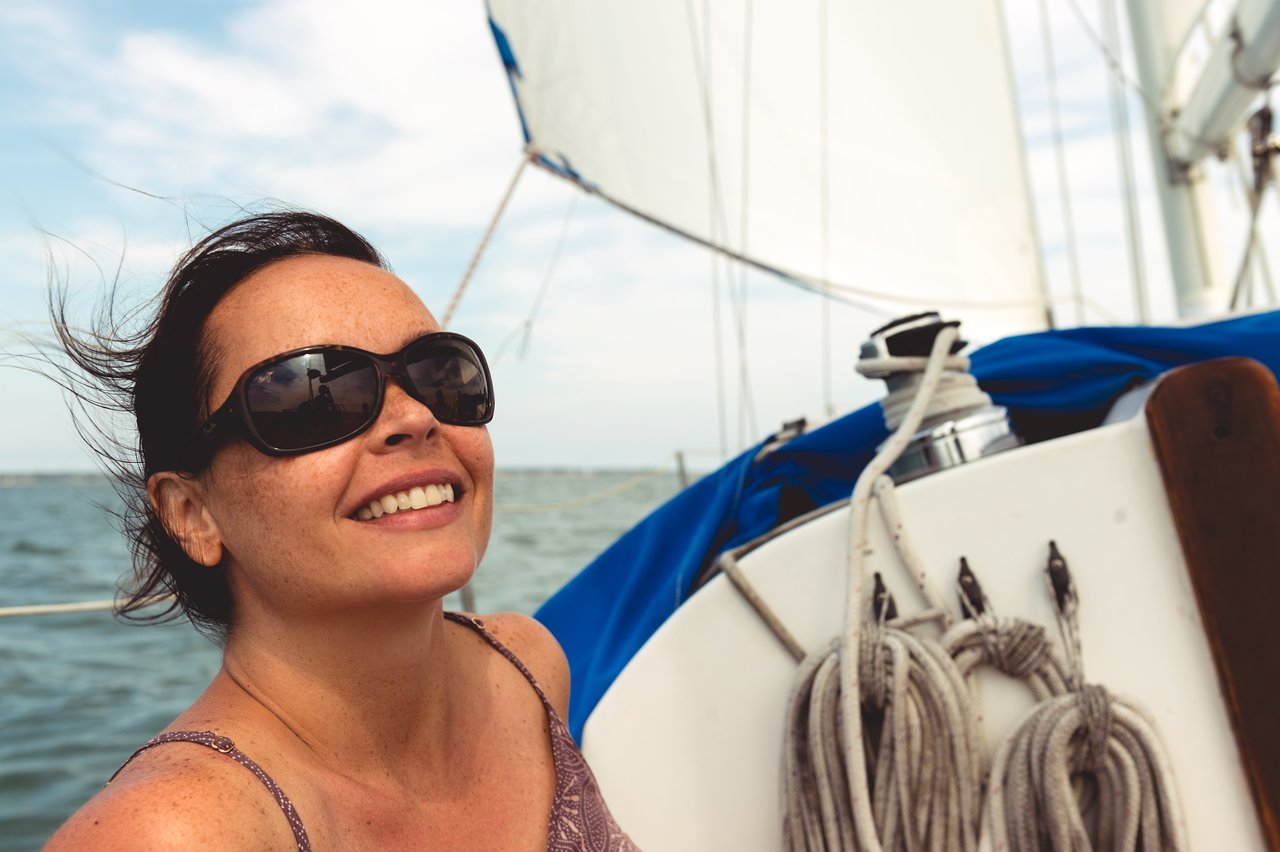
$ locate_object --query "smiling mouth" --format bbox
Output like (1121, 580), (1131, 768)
(354, 484), (456, 521)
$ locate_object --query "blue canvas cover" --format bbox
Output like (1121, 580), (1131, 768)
(535, 311), (1280, 740)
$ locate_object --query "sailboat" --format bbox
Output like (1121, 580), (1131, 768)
(482, 1), (1280, 849)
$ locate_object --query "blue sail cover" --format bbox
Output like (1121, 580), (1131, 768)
(535, 311), (1280, 740)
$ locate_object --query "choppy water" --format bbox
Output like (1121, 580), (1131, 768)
(0, 470), (682, 850)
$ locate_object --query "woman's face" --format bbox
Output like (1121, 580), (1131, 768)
(184, 254), (494, 623)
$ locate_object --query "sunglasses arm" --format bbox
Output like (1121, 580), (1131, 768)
(180, 403), (238, 469)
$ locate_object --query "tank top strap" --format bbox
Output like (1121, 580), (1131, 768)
(443, 611), (556, 710)
(108, 730), (311, 852)
(444, 612), (640, 850)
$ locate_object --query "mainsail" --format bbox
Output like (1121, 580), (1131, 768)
(486, 0), (1051, 340)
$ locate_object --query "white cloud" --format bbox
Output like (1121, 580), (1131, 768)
(5, 1), (532, 230)
(0, 0), (1273, 474)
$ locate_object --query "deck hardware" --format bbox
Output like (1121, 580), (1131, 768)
(956, 556), (988, 618)
(1045, 540), (1076, 619)
(871, 572), (898, 622)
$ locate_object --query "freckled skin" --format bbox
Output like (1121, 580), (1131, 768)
(197, 255), (495, 621)
(47, 254), (571, 852)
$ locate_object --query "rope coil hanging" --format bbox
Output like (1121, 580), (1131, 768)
(783, 326), (976, 852)
(720, 323), (1190, 851)
(971, 548), (1190, 851)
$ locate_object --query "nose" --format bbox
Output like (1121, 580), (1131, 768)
(371, 377), (438, 449)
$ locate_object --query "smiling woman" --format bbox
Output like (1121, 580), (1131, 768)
(43, 210), (638, 851)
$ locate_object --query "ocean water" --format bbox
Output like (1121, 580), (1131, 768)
(0, 469), (683, 850)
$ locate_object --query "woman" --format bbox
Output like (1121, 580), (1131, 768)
(45, 211), (638, 851)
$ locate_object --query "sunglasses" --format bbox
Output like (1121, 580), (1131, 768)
(186, 332), (494, 461)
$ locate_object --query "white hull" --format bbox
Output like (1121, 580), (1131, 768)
(581, 402), (1264, 850)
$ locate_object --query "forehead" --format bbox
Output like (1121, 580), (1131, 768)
(204, 254), (438, 393)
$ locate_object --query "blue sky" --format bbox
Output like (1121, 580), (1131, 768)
(0, 1), (1258, 472)
(0, 2), (736, 471)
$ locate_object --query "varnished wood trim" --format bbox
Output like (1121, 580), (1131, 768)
(1147, 357), (1280, 849)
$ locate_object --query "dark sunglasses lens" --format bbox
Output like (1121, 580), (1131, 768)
(244, 351), (380, 450)
(404, 338), (493, 424)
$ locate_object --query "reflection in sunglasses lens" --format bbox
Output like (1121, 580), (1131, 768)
(405, 343), (489, 425)
(249, 353), (379, 449)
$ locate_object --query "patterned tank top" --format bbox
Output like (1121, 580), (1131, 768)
(109, 612), (639, 851)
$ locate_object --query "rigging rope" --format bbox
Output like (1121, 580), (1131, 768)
(493, 192), (578, 363)
(0, 594), (172, 619)
(731, 0), (759, 449)
(1099, 0), (1150, 323)
(685, 0), (736, 460)
(5, 467), (676, 618)
(494, 467), (670, 515)
(1060, 0), (1219, 157)
(1039, 0), (1087, 326)
(1231, 149), (1278, 305)
(818, 0), (834, 420)
(440, 152), (530, 330)
(1231, 107), (1278, 308)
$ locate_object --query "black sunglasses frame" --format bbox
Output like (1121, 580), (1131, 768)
(186, 331), (494, 461)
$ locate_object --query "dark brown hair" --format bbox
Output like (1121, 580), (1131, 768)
(52, 209), (387, 639)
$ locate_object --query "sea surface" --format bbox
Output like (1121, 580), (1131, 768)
(0, 469), (684, 850)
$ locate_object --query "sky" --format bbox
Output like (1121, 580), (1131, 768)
(0, 0), (1268, 473)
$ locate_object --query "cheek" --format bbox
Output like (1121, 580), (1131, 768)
(459, 427), (495, 529)
(203, 448), (335, 562)
(468, 429), (496, 491)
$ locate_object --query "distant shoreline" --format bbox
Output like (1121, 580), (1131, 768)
(0, 468), (691, 488)
(0, 472), (109, 487)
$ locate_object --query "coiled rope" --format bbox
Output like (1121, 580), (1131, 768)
(855, 352), (988, 434)
(960, 554), (1189, 851)
(730, 326), (1188, 850)
(784, 326), (975, 852)
(983, 688), (1188, 851)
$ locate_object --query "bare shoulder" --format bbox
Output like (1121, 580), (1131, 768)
(472, 611), (571, 718)
(45, 741), (298, 851)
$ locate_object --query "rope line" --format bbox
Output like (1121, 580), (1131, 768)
(1099, 0), (1150, 323)
(525, 154), (1040, 314)
(440, 152), (530, 329)
(4, 467), (679, 618)
(0, 593), (173, 619)
(1039, 0), (1086, 326)
(1060, 0), (1220, 156)
(718, 329), (1188, 849)
(778, 326), (964, 851)
(494, 468), (670, 515)
(493, 191), (578, 363)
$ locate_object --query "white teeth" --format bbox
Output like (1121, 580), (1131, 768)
(357, 483), (457, 520)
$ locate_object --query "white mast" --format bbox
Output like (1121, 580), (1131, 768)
(1125, 0), (1280, 319)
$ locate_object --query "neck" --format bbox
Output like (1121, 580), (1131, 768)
(215, 600), (464, 794)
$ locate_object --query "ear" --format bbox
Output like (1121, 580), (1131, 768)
(147, 472), (225, 567)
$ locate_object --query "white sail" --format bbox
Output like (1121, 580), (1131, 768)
(487, 0), (1050, 339)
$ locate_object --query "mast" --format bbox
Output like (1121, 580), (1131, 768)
(1123, 0), (1227, 319)
(1125, 0), (1280, 319)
